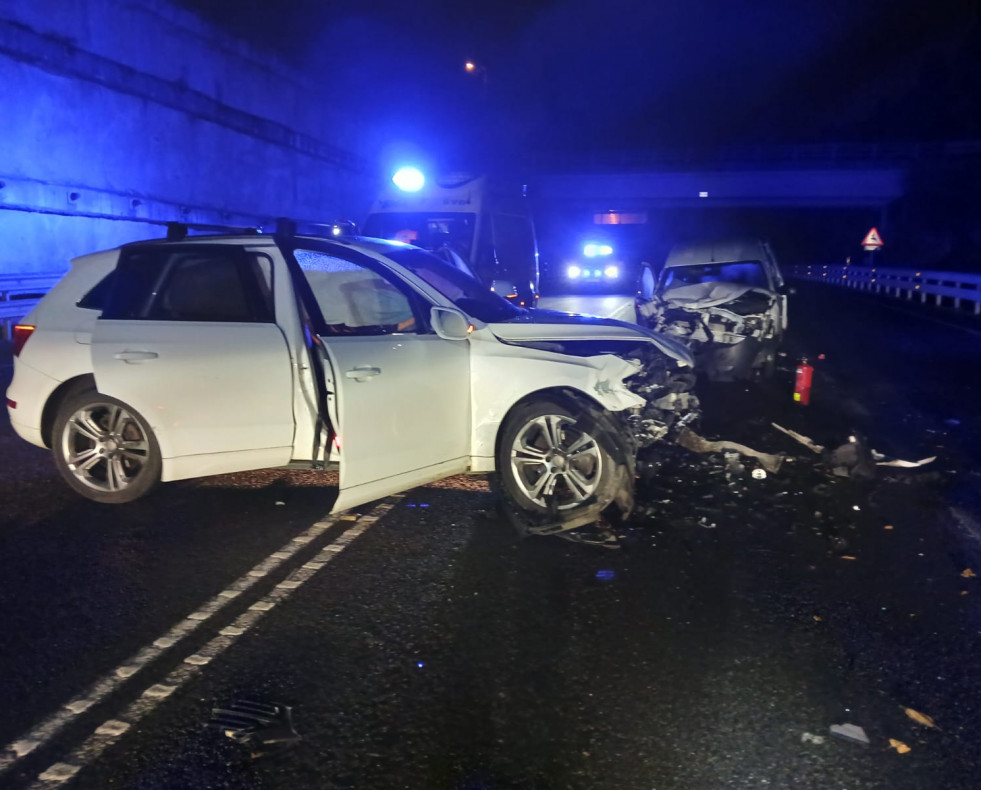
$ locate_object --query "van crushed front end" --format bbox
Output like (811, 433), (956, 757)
(638, 281), (782, 381)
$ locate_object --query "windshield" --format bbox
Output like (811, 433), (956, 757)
(384, 247), (523, 323)
(661, 261), (770, 291)
(362, 212), (476, 260)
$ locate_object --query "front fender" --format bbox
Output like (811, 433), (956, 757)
(470, 343), (644, 465)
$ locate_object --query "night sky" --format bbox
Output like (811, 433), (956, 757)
(184, 0), (980, 162)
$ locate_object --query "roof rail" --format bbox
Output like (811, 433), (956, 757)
(275, 217), (359, 238)
(165, 221), (262, 241)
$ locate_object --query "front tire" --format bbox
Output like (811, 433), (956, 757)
(498, 399), (618, 517)
(52, 391), (162, 504)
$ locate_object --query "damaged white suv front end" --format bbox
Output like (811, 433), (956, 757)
(475, 309), (700, 532)
(638, 238), (787, 381)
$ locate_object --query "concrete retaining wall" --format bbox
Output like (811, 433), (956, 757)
(0, 0), (378, 272)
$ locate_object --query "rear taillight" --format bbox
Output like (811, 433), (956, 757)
(12, 324), (35, 357)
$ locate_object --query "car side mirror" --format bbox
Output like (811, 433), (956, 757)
(430, 306), (472, 341)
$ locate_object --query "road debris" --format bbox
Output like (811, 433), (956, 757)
(800, 732), (826, 745)
(830, 723), (870, 746)
(676, 427), (784, 473)
(961, 568), (977, 579)
(872, 451), (938, 469)
(888, 738), (912, 754)
(829, 434), (876, 480)
(903, 707), (940, 729)
(207, 699), (301, 758)
(751, 468), (767, 480)
(772, 422), (824, 454)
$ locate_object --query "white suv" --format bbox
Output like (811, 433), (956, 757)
(7, 228), (697, 530)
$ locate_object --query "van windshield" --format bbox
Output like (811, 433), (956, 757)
(384, 247), (523, 323)
(661, 261), (770, 291)
(362, 212), (476, 261)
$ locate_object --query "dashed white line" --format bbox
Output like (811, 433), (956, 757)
(24, 497), (399, 788)
(0, 503), (390, 780)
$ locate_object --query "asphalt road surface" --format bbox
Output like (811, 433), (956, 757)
(1, 282), (980, 789)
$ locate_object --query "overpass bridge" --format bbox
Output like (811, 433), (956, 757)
(530, 140), (981, 208)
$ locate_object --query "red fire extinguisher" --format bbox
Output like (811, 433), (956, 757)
(794, 358), (814, 405)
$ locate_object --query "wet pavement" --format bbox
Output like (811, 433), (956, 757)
(1, 282), (980, 789)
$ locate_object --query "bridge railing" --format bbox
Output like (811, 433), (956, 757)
(790, 264), (981, 316)
(1, 273), (63, 340)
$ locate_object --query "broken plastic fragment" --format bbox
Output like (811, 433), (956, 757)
(961, 569), (977, 578)
(903, 708), (939, 729)
(208, 699), (301, 758)
(771, 423), (824, 454)
(830, 723), (870, 745)
(676, 428), (784, 473)
(751, 468), (767, 480)
(874, 455), (937, 469)
(889, 738), (912, 754)
(801, 732), (826, 745)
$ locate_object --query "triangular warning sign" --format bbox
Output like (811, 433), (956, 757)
(861, 227), (884, 248)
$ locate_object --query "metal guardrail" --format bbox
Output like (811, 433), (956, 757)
(790, 264), (981, 316)
(0, 273), (62, 339)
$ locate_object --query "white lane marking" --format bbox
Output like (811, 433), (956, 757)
(608, 299), (637, 322)
(0, 513), (348, 777)
(26, 497), (398, 788)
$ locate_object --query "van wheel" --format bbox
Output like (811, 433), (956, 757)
(498, 400), (618, 516)
(52, 392), (161, 504)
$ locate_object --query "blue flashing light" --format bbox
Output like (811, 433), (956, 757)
(567, 265), (582, 279)
(582, 269), (592, 278)
(604, 265), (620, 279)
(583, 243), (613, 258)
(392, 166), (425, 192)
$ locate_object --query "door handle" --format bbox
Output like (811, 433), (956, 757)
(344, 366), (381, 382)
(114, 351), (159, 363)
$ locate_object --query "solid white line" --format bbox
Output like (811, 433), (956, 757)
(0, 509), (362, 777)
(26, 496), (399, 788)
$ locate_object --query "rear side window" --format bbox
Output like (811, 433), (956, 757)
(76, 271), (117, 310)
(102, 247), (274, 322)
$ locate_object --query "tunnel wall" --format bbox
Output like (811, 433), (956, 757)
(0, 0), (378, 274)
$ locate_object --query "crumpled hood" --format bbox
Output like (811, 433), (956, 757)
(660, 281), (773, 310)
(486, 308), (694, 367)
